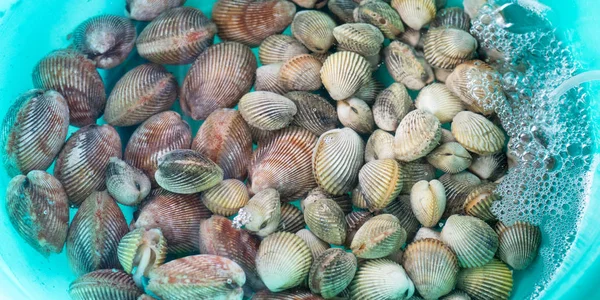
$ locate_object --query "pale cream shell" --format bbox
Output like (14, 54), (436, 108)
(373, 82), (413, 131)
(410, 180), (446, 227)
(423, 27), (478, 69)
(415, 83), (464, 123)
(426, 142), (472, 174)
(304, 198), (347, 245)
(321, 51), (372, 100)
(350, 259), (415, 299)
(394, 109), (442, 162)
(258, 34), (309, 65)
(365, 129), (396, 162)
(358, 159), (404, 211)
(391, 0), (436, 30)
(337, 98), (375, 134)
(350, 214), (407, 259)
(333, 23), (385, 57)
(452, 111), (505, 155)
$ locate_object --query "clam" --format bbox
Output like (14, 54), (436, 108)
(354, 0), (405, 39)
(414, 227), (441, 242)
(256, 64), (288, 94)
(106, 157), (151, 206)
(383, 195), (421, 240)
(1, 89), (69, 177)
(359, 159), (404, 211)
(54, 124), (122, 207)
(32, 49), (105, 127)
(394, 109), (442, 162)
(69, 269), (143, 300)
(446, 60), (506, 115)
(126, 0), (185, 21)
(304, 199), (347, 245)
(469, 152), (508, 181)
(201, 179), (249, 217)
(191, 109), (252, 180)
(328, 0), (358, 23)
(321, 51), (371, 100)
(440, 215), (499, 268)
(337, 98), (375, 134)
(233, 188), (281, 237)
(302, 186), (353, 214)
(6, 171), (69, 256)
(365, 129), (396, 162)
(431, 7), (471, 31)
(441, 128), (457, 143)
(309, 248), (358, 298)
(351, 214), (407, 258)
(181, 42), (257, 120)
(117, 228), (167, 287)
(426, 142), (472, 174)
(350, 259), (415, 299)
(452, 111), (505, 155)
(400, 160), (437, 194)
(354, 76), (384, 104)
(384, 41), (434, 90)
(410, 179), (446, 227)
(333, 23), (384, 57)
(66, 191), (128, 275)
(415, 83), (464, 123)
(402, 238), (459, 299)
(440, 291), (472, 300)
(279, 54), (323, 91)
(423, 27), (477, 70)
(286, 91), (338, 136)
(496, 221), (541, 270)
(463, 183), (499, 221)
(212, 0), (296, 47)
(155, 149), (224, 194)
(136, 7), (217, 65)
(238, 91), (297, 131)
(345, 210), (373, 247)
(372, 82), (413, 131)
(256, 232), (313, 292)
(104, 63), (178, 127)
(147, 255), (246, 300)
(278, 203), (306, 233)
(259, 34), (309, 65)
(253, 288), (324, 299)
(296, 229), (330, 260)
(351, 185), (369, 209)
(439, 171), (481, 218)
(391, 0), (436, 30)
(291, 10), (336, 53)
(457, 259), (513, 300)
(71, 15), (136, 69)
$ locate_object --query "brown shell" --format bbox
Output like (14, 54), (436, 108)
(32, 49), (105, 127)
(320, 51), (371, 101)
(291, 10), (337, 53)
(54, 124), (122, 207)
(286, 91), (338, 136)
(259, 34), (309, 65)
(423, 27), (478, 70)
(337, 98), (375, 134)
(394, 109), (442, 162)
(372, 83), (413, 132)
(391, 0), (436, 30)
(304, 198), (347, 245)
(252, 288), (324, 299)
(278, 203), (306, 233)
(384, 41), (434, 90)
(126, 0), (186, 21)
(308, 248), (358, 298)
(292, 0), (328, 8)
(439, 171), (482, 218)
(106, 157), (151, 206)
(398, 27), (423, 50)
(201, 179), (249, 216)
(296, 228), (330, 260)
(69, 269), (143, 300)
(249, 124), (279, 144)
(365, 129), (395, 162)
(446, 60), (506, 115)
(345, 210), (373, 247)
(238, 91), (298, 131)
(431, 7), (471, 31)
(279, 54), (323, 91)
(256, 63), (288, 94)
(328, 0), (358, 23)
(383, 195), (421, 240)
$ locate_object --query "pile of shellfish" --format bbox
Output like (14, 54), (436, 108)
(2, 0), (543, 299)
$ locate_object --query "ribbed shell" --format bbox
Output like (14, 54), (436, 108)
(402, 239), (459, 300)
(496, 221), (541, 270)
(373, 83), (413, 132)
(126, 0), (186, 21)
(410, 180), (446, 227)
(136, 7), (217, 65)
(415, 83), (464, 123)
(297, 229), (330, 260)
(351, 185), (369, 209)
(279, 54), (323, 91)
(104, 63), (177, 126)
(457, 259), (513, 300)
(117, 228), (167, 282)
(446, 60), (505, 115)
(452, 111), (505, 155)
(384, 195), (421, 240)
(469, 152), (508, 181)
(287, 92), (338, 136)
(302, 186), (353, 214)
(354, 76), (384, 104)
(337, 98), (375, 134)
(106, 157), (151, 206)
(212, 0), (296, 47)
(66, 191), (128, 275)
(259, 35), (309, 65)
(359, 159), (404, 211)
(333, 23), (384, 57)
(440, 171), (481, 218)
(345, 210), (373, 247)
(414, 227), (442, 242)
(312, 52), (332, 64)
(238, 91), (297, 131)
(391, 0), (436, 30)
(69, 269), (142, 300)
(463, 183), (499, 221)
(6, 171), (69, 255)
(256, 64), (288, 94)
(423, 27), (477, 69)
(384, 41), (434, 90)
(309, 248), (358, 298)
(192, 109), (252, 180)
(365, 129), (395, 162)
(441, 128), (456, 143)
(400, 160), (436, 194)
(441, 215), (499, 268)
(235, 188), (281, 237)
(1, 89), (69, 177)
(354, 0), (405, 39)
(124, 111), (191, 187)
(328, 0), (358, 23)
(155, 149), (223, 194)
(256, 232), (313, 292)
(252, 288), (324, 300)
(426, 142), (472, 174)
(320, 51), (371, 100)
(291, 10), (336, 53)
(54, 124), (122, 207)
(440, 291), (472, 300)
(32, 49), (105, 127)
(394, 109), (442, 162)
(304, 199), (347, 245)
(350, 259), (415, 299)
(201, 179), (249, 216)
(147, 255), (246, 300)
(431, 7), (471, 31)
(351, 214), (407, 258)
(278, 203), (306, 233)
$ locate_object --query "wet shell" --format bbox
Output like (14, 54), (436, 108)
(384, 195), (421, 241)
(212, 0), (296, 47)
(296, 229), (330, 260)
(233, 188), (281, 237)
(452, 111), (505, 155)
(440, 291), (472, 300)
(124, 111), (191, 186)
(253, 288), (324, 300)
(302, 186), (353, 214)
(373, 82), (413, 131)
(256, 64), (288, 95)
(384, 41), (434, 90)
(456, 259), (513, 300)
(410, 180), (446, 227)
(441, 128), (456, 143)
(391, 0), (436, 30)
(66, 191), (128, 275)
(147, 255), (246, 300)
(309, 248), (358, 298)
(191, 109), (252, 180)
(398, 27), (423, 50)
(413, 227), (441, 242)
(328, 0), (358, 23)
(359, 159), (404, 211)
(136, 7), (217, 65)
(104, 63), (178, 127)
(256, 232), (313, 292)
(354, 76), (384, 104)
(365, 129), (395, 162)
(6, 171), (69, 256)
(354, 0), (405, 39)
(439, 171), (481, 218)
(446, 60), (506, 115)
(426, 142), (472, 174)
(440, 215), (499, 268)
(32, 49), (105, 127)
(400, 160), (436, 194)
(238, 92), (297, 131)
(106, 157), (151, 206)
(351, 214), (407, 259)
(351, 185), (369, 209)
(402, 238), (459, 299)
(287, 92), (338, 136)
(394, 109), (442, 162)
(304, 199), (347, 245)
(350, 259), (415, 299)
(333, 23), (384, 57)
(69, 269), (143, 300)
(431, 7), (471, 31)
(278, 203), (306, 233)
(132, 189), (212, 254)
(312, 128), (364, 195)
(259, 35), (309, 65)
(321, 51), (371, 100)
(126, 0), (186, 21)
(415, 83), (464, 123)
(201, 179), (249, 216)
(345, 210), (373, 247)
(1, 89), (69, 177)
(279, 54), (323, 91)
(312, 52), (332, 64)
(469, 152), (508, 181)
(181, 42), (256, 120)
(463, 183), (499, 221)
(155, 149), (223, 194)
(54, 124), (122, 207)
(291, 10), (336, 53)
(423, 27), (477, 70)
(117, 228), (167, 286)
(71, 15), (136, 69)
(496, 221), (541, 270)
(337, 98), (375, 134)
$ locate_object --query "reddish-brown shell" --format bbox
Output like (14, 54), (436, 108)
(69, 269), (143, 300)
(277, 202), (306, 233)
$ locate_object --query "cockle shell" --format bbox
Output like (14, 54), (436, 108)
(373, 82), (413, 131)
(354, 76), (384, 104)
(278, 203), (306, 233)
(359, 159), (404, 211)
(384, 41), (434, 90)
(233, 188), (281, 237)
(304, 199), (347, 245)
(350, 259), (415, 299)
(286, 91), (338, 136)
(426, 142), (472, 174)
(321, 51), (371, 101)
(147, 255), (246, 300)
(441, 128), (456, 143)
(410, 179), (446, 227)
(66, 191), (128, 275)
(398, 27), (423, 50)
(296, 228), (330, 260)
(414, 227), (441, 242)
(391, 0), (436, 30)
(415, 83), (464, 123)
(351, 214), (407, 258)
(256, 64), (288, 94)
(32, 49), (105, 127)
(469, 152), (508, 181)
(423, 27), (478, 70)
(337, 98), (375, 134)
(328, 0), (358, 23)
(117, 228), (167, 286)
(291, 10), (336, 53)
(126, 0), (185, 21)
(312, 52), (332, 64)
(253, 288), (324, 299)
(351, 185), (368, 209)
(452, 111), (505, 155)
(345, 210), (373, 247)
(201, 179), (249, 216)
(54, 124), (122, 207)
(256, 232), (313, 292)
(441, 215), (499, 268)
(106, 157), (151, 206)
(402, 238), (459, 299)
(238, 92), (297, 131)
(191, 109), (252, 180)
(155, 149), (224, 194)
(456, 259), (513, 300)
(69, 269), (143, 300)
(71, 15), (136, 69)
(6, 171), (69, 256)
(1, 89), (69, 177)
(384, 195), (421, 240)
(302, 186), (353, 214)
(463, 183), (499, 221)
(400, 160), (436, 194)
(181, 42), (256, 120)
(394, 109), (442, 162)
(354, 0), (405, 39)
(309, 248), (358, 298)
(104, 63), (178, 127)
(496, 221), (541, 270)
(446, 60), (506, 115)
(439, 171), (481, 218)
(431, 7), (471, 31)
(279, 54), (323, 91)
(365, 129), (395, 162)
(333, 23), (385, 57)
(259, 34), (309, 65)
(212, 0), (296, 47)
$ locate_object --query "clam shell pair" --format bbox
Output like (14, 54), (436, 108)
(446, 60), (506, 115)
(279, 54), (324, 91)
(372, 83), (413, 132)
(333, 23), (384, 57)
(452, 111), (505, 155)
(359, 159), (404, 211)
(239, 92), (298, 131)
(126, 0), (185, 21)
(201, 179), (249, 217)
(415, 83), (464, 123)
(365, 129), (395, 162)
(383, 195), (421, 240)
(440, 171), (482, 218)
(463, 183), (499, 221)
(394, 109), (442, 162)
(321, 51), (371, 101)
(457, 259), (513, 300)
(287, 92), (338, 136)
(278, 203), (306, 233)
(496, 221), (541, 270)
(309, 248), (358, 298)
(292, 10), (337, 53)
(155, 149), (224, 194)
(384, 41), (434, 90)
(304, 198), (347, 245)
(354, 0), (405, 39)
(297, 228), (330, 260)
(423, 27), (478, 69)
(328, 0), (358, 23)
(351, 214), (407, 259)
(233, 188), (281, 237)
(391, 0), (436, 30)
(337, 98), (375, 134)
(259, 34), (309, 65)
(117, 228), (167, 286)
(69, 269), (143, 300)
(106, 157), (151, 206)
(350, 259), (415, 299)
(410, 179), (446, 227)
(426, 142), (472, 174)
(441, 215), (499, 268)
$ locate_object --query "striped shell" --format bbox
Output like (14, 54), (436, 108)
(345, 210), (373, 247)
(287, 91), (338, 136)
(351, 214), (407, 259)
(249, 124), (278, 144)
(253, 288), (324, 300)
(423, 27), (477, 69)
(398, 27), (423, 50)
(191, 109), (252, 180)
(373, 82), (413, 132)
(452, 111), (505, 155)
(279, 54), (323, 91)
(155, 149), (224, 194)
(309, 248), (358, 298)
(291, 10), (336, 53)
(297, 229), (330, 260)
(126, 0), (186, 21)
(147, 255), (246, 300)
(239, 91), (297, 131)
(426, 142), (472, 174)
(69, 269), (143, 300)
(32, 49), (105, 127)
(328, 0), (358, 23)
(441, 128), (456, 143)
(354, 0), (405, 39)
(441, 215), (499, 268)
(104, 63), (178, 127)
(402, 238), (459, 299)
(312, 52), (332, 64)
(354, 76), (384, 104)
(256, 64), (287, 94)
(234, 188), (281, 237)
(259, 34), (309, 65)
(384, 195), (421, 240)
(304, 199), (347, 245)
(278, 203), (306, 233)
(181, 42), (257, 120)
(351, 185), (368, 209)
(1, 89), (69, 177)
(463, 183), (499, 221)
(457, 259), (513, 300)
(469, 152), (508, 181)
(446, 60), (506, 115)
(400, 160), (436, 194)
(431, 7), (471, 31)
(212, 0), (296, 47)
(302, 186), (353, 214)
(54, 124), (122, 207)
(333, 23), (384, 57)
(365, 129), (395, 162)
(201, 179), (249, 216)
(440, 171), (481, 218)
(136, 7), (217, 65)
(359, 159), (404, 211)
(391, 0), (436, 30)
(350, 259), (415, 299)
(66, 191), (128, 275)
(414, 227), (441, 242)
(117, 228), (167, 286)
(6, 171), (69, 256)
(71, 15), (136, 69)
(410, 180), (446, 227)
(415, 83), (464, 123)
(106, 157), (151, 206)
(256, 232), (313, 292)
(394, 109), (442, 162)
(321, 51), (371, 101)
(336, 98), (375, 134)
(496, 221), (541, 270)
(384, 41), (434, 90)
